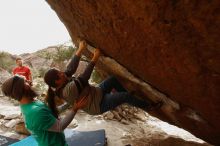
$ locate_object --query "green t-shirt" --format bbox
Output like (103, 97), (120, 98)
(20, 100), (68, 146)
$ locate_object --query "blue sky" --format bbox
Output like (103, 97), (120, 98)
(0, 0), (70, 55)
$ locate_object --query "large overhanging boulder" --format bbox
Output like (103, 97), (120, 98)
(46, 0), (220, 145)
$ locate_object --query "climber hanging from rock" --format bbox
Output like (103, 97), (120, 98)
(44, 40), (163, 117)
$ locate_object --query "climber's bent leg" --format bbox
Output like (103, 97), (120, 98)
(98, 76), (126, 95)
(100, 92), (150, 113)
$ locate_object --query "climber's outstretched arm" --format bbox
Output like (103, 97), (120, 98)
(65, 41), (87, 77)
(78, 48), (101, 86)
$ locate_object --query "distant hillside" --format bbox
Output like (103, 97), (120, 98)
(0, 42), (101, 84)
(0, 42), (76, 78)
(0, 52), (16, 73)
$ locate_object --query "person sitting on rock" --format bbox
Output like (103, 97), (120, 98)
(44, 40), (162, 118)
(1, 75), (86, 146)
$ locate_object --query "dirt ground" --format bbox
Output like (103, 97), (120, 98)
(0, 96), (211, 146)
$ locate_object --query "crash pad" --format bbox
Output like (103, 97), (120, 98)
(0, 135), (19, 146)
(10, 129), (106, 146)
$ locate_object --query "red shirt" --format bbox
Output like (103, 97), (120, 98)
(13, 66), (31, 80)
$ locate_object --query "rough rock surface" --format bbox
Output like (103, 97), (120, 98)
(46, 0), (220, 145)
(0, 68), (11, 84)
(0, 68), (11, 96)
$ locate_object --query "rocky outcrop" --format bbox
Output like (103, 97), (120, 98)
(46, 0), (220, 145)
(22, 54), (52, 72)
(20, 47), (56, 76)
(0, 68), (11, 84)
(0, 68), (11, 96)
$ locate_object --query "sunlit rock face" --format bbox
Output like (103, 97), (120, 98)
(46, 0), (220, 145)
